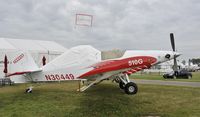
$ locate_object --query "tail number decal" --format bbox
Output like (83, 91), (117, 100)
(45, 74), (75, 81)
(13, 54), (24, 64)
(128, 59), (143, 66)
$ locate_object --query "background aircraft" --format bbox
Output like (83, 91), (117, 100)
(5, 33), (180, 95)
(185, 61), (200, 72)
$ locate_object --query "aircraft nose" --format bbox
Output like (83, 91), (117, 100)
(174, 52), (181, 57)
(165, 52), (181, 59)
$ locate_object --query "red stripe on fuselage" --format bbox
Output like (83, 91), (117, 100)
(79, 56), (157, 78)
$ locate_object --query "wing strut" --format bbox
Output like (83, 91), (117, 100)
(78, 77), (106, 92)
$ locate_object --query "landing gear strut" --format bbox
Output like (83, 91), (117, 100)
(117, 74), (138, 95)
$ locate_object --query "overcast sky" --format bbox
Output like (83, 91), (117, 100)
(0, 0), (200, 59)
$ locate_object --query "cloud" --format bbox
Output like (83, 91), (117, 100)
(0, 0), (200, 59)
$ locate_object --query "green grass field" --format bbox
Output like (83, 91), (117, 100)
(132, 71), (200, 82)
(0, 81), (200, 117)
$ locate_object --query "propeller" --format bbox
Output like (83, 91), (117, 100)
(170, 33), (179, 74)
(170, 33), (175, 51)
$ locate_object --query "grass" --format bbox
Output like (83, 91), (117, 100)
(131, 71), (200, 82)
(0, 81), (200, 117)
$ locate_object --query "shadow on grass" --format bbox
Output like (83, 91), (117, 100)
(0, 82), (171, 117)
(66, 83), (169, 117)
(66, 83), (137, 117)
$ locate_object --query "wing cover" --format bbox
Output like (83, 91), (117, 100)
(41, 45), (102, 79)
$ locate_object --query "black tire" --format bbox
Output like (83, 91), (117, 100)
(124, 82), (138, 95)
(119, 82), (125, 89)
(163, 76), (168, 79)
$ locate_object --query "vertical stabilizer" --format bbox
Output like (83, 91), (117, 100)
(7, 50), (40, 76)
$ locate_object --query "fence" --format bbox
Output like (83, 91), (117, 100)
(0, 78), (14, 86)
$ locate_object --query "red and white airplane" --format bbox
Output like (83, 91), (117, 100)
(5, 33), (180, 95)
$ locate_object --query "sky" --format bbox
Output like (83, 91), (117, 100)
(0, 0), (200, 60)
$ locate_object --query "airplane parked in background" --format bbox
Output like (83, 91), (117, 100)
(4, 33), (180, 95)
(185, 62), (200, 72)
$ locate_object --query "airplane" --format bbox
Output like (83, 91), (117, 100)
(185, 60), (200, 72)
(4, 33), (180, 95)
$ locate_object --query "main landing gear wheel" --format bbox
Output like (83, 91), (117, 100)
(124, 82), (138, 95)
(119, 81), (125, 89)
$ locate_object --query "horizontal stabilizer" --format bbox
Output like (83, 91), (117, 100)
(6, 69), (42, 77)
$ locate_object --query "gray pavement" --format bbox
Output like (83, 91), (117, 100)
(133, 79), (200, 87)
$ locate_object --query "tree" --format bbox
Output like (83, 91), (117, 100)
(190, 58), (200, 65)
(181, 60), (186, 65)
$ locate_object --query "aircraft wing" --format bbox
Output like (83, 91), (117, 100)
(78, 59), (151, 79)
(77, 60), (151, 92)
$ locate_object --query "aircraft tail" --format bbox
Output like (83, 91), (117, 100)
(6, 50), (41, 77)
